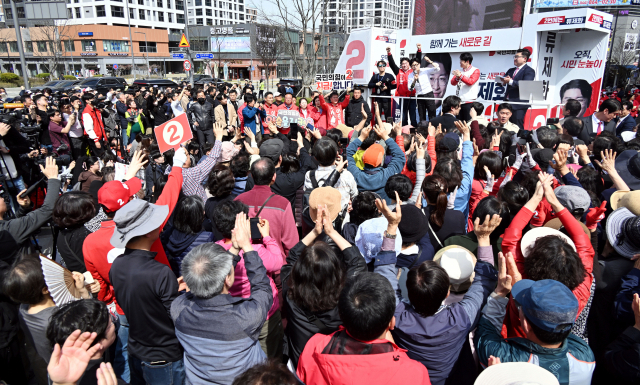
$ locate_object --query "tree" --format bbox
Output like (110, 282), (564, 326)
(252, 25), (286, 90)
(31, 20), (75, 78)
(607, 37), (639, 88)
(254, 0), (343, 95)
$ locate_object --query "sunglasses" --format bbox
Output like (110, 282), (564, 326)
(378, 63), (386, 67)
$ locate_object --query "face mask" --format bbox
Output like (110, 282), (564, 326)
(197, 97), (206, 104)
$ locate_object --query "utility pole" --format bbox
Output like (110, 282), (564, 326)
(9, 0), (29, 88)
(125, 0), (136, 79)
(135, 32), (148, 76)
(184, 0), (193, 86)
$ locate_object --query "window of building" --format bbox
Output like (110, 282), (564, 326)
(157, 0), (163, 6)
(0, 43), (6, 53)
(228, 2), (232, 9)
(24, 41), (33, 52)
(67, 8), (73, 18)
(82, 40), (96, 51)
(205, 0), (211, 5)
(205, 9), (211, 16)
(75, 7), (81, 18)
(207, 18), (212, 24)
(139, 41), (157, 52)
(375, 2), (381, 7)
(238, 4), (242, 10)
(168, 12), (173, 22)
(139, 8), (145, 18)
(176, 0), (183, 9)
(111, 6), (124, 17)
(96, 5), (106, 16)
(64, 40), (75, 51)
(239, 13), (243, 20)
(177, 13), (184, 23)
(195, 0), (201, 4)
(8, 42), (17, 53)
(138, 0), (143, 4)
(17, 7), (25, 18)
(103, 40), (130, 52)
(196, 18), (203, 25)
(158, 11), (164, 21)
(277, 64), (289, 78)
(374, 10), (380, 16)
(196, 8), (202, 15)
(129, 7), (135, 18)
(37, 41), (48, 52)
(374, 17), (380, 24)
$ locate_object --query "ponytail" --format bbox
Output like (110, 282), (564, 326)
(422, 174), (449, 228)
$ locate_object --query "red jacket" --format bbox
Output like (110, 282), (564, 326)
(261, 102), (279, 134)
(83, 168), (184, 315)
(297, 328), (431, 385)
(277, 102), (299, 135)
(309, 106), (327, 135)
(82, 105), (106, 143)
(319, 94), (350, 129)
(500, 207), (594, 338)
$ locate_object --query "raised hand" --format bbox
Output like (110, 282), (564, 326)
(48, 330), (101, 385)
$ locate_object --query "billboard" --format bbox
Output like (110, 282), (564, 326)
(213, 37), (251, 53)
(412, 0), (526, 36)
(534, 0), (636, 8)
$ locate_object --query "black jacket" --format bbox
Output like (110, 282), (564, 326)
(422, 206), (467, 252)
(57, 226), (91, 273)
(282, 241), (367, 369)
(115, 101), (128, 131)
(109, 248), (182, 362)
(271, 147), (317, 216)
(189, 101), (215, 131)
(368, 72), (397, 96)
(345, 96), (372, 128)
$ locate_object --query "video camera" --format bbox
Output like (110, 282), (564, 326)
(34, 144), (71, 167)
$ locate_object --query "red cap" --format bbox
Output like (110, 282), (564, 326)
(98, 178), (142, 212)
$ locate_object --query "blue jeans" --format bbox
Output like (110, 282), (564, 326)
(114, 314), (130, 383)
(121, 128), (129, 147)
(129, 355), (185, 385)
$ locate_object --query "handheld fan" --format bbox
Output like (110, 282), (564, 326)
(39, 255), (82, 306)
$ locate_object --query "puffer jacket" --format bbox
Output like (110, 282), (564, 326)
(161, 226), (213, 276)
(344, 96), (372, 128)
(188, 100), (215, 131)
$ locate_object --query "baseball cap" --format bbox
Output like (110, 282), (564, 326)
(512, 279), (579, 333)
(554, 186), (590, 215)
(363, 143), (385, 167)
(259, 138), (284, 159)
(437, 134), (459, 153)
(98, 178), (142, 212)
(273, 92), (281, 97)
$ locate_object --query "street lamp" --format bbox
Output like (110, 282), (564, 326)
(134, 31), (149, 77)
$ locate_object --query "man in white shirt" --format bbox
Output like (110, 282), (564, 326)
(407, 53), (440, 122)
(170, 87), (186, 117)
(62, 96), (86, 159)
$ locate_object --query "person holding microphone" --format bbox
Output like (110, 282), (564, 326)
(407, 44), (440, 122)
(451, 52), (481, 122)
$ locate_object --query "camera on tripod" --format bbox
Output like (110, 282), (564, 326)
(34, 144), (71, 167)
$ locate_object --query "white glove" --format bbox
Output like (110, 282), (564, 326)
(447, 186), (458, 210)
(173, 147), (187, 168)
(484, 166), (495, 192)
(523, 143), (538, 169)
(513, 147), (524, 170)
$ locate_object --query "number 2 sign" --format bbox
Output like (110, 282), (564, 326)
(154, 113), (193, 154)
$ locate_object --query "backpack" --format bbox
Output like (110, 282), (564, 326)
(302, 170), (346, 231)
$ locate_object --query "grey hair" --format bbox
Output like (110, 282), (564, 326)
(116, 92), (125, 100)
(182, 243), (234, 299)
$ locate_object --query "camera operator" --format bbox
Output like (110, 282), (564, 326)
(0, 122), (33, 191)
(0, 157), (60, 264)
(81, 93), (107, 157)
(62, 97), (86, 159)
(30, 94), (53, 153)
(47, 109), (74, 157)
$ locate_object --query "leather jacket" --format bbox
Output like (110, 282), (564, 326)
(188, 100), (215, 131)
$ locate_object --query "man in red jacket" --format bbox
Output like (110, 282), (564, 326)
(297, 211), (431, 385)
(387, 45), (419, 127)
(260, 92), (279, 135)
(82, 149), (187, 382)
(277, 92), (299, 135)
(319, 89), (350, 130)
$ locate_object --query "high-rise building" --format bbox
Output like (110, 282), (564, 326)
(61, 0), (247, 31)
(321, 0), (404, 33)
(245, 7), (257, 23)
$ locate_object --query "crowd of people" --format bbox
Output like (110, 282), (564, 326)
(0, 45), (639, 385)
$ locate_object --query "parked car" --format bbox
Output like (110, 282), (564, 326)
(77, 77), (128, 95)
(50, 80), (82, 94)
(30, 80), (64, 93)
(132, 79), (179, 90)
(279, 78), (303, 96)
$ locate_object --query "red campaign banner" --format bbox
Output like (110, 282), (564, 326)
(153, 113), (193, 154)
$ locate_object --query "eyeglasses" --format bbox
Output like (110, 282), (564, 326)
(514, 55), (524, 59)
(377, 63), (386, 67)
